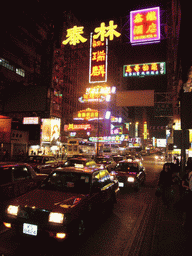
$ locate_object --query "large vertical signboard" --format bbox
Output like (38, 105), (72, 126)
(89, 33), (108, 83)
(130, 7), (160, 45)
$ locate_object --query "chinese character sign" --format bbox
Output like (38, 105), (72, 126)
(62, 26), (87, 46)
(130, 7), (160, 45)
(89, 33), (108, 83)
(123, 62), (166, 77)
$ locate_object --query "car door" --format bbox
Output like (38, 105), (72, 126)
(12, 166), (36, 196)
(0, 167), (15, 203)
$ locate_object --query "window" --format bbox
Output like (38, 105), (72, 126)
(13, 167), (31, 180)
(0, 58), (25, 77)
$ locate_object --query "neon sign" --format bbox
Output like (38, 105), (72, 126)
(78, 86), (116, 103)
(89, 33), (108, 83)
(130, 7), (160, 45)
(93, 20), (121, 41)
(64, 124), (91, 131)
(89, 134), (129, 144)
(74, 108), (99, 121)
(123, 62), (166, 77)
(62, 21), (121, 46)
(62, 26), (87, 46)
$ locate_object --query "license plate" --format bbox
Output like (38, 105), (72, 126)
(119, 182), (124, 187)
(23, 223), (38, 236)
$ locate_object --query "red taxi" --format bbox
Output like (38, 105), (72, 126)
(113, 160), (146, 191)
(3, 167), (119, 240)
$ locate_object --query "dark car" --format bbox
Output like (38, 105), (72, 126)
(0, 163), (47, 216)
(3, 167), (119, 240)
(24, 155), (59, 174)
(61, 157), (97, 168)
(113, 160), (146, 191)
(95, 155), (116, 171)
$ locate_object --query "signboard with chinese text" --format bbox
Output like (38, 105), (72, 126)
(73, 108), (99, 121)
(130, 7), (160, 45)
(64, 124), (92, 131)
(23, 117), (39, 125)
(123, 62), (166, 77)
(89, 33), (108, 83)
(89, 134), (129, 144)
(78, 86), (116, 103)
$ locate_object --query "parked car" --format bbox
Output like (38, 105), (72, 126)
(3, 167), (119, 240)
(23, 155), (59, 174)
(95, 155), (116, 171)
(61, 157), (97, 168)
(113, 160), (146, 191)
(0, 163), (47, 216)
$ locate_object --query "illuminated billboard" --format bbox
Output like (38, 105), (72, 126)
(130, 7), (160, 45)
(64, 124), (92, 131)
(41, 118), (60, 144)
(123, 62), (166, 77)
(78, 85), (116, 103)
(89, 33), (108, 83)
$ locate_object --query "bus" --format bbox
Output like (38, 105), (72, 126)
(67, 139), (96, 158)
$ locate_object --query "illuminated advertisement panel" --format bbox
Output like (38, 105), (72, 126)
(89, 33), (108, 83)
(130, 7), (160, 45)
(78, 86), (116, 103)
(64, 124), (92, 131)
(41, 118), (60, 144)
(123, 62), (166, 77)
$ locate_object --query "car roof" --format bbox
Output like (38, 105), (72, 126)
(55, 166), (103, 174)
(118, 160), (139, 164)
(0, 162), (30, 168)
(67, 157), (90, 161)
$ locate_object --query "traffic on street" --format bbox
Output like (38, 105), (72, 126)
(0, 153), (164, 255)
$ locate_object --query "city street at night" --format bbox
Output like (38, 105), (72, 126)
(0, 156), (189, 256)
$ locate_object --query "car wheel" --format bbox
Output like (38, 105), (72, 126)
(77, 219), (86, 236)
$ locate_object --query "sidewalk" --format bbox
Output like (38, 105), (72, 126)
(138, 185), (191, 256)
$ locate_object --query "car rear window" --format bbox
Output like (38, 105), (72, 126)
(40, 171), (91, 194)
(0, 167), (12, 185)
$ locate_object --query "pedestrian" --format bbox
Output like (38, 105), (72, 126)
(158, 163), (173, 208)
(180, 167), (191, 225)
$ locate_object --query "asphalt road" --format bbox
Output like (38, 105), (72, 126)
(0, 155), (164, 256)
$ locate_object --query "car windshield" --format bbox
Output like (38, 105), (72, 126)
(40, 171), (91, 194)
(64, 159), (86, 167)
(116, 162), (139, 173)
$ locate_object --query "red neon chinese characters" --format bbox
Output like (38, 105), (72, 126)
(130, 7), (160, 44)
(91, 65), (106, 77)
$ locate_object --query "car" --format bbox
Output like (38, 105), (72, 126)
(0, 163), (47, 215)
(23, 155), (59, 174)
(61, 157), (97, 168)
(112, 160), (146, 191)
(154, 152), (165, 161)
(112, 155), (125, 164)
(95, 155), (116, 171)
(3, 167), (119, 240)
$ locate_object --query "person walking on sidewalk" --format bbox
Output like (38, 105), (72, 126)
(158, 163), (173, 208)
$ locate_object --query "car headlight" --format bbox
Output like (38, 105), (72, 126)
(155, 156), (158, 159)
(48, 212), (64, 224)
(128, 177), (135, 182)
(7, 205), (19, 216)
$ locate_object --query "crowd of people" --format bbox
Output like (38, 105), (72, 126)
(157, 157), (192, 228)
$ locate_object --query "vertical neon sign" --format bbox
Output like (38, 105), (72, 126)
(89, 33), (108, 83)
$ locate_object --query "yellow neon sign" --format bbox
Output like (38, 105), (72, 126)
(62, 26), (87, 46)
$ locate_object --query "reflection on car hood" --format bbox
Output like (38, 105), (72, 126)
(14, 189), (86, 212)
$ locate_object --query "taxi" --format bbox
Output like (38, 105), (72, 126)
(3, 167), (119, 240)
(23, 155), (59, 174)
(112, 160), (146, 191)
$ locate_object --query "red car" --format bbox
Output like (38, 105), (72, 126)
(3, 167), (119, 240)
(113, 160), (146, 191)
